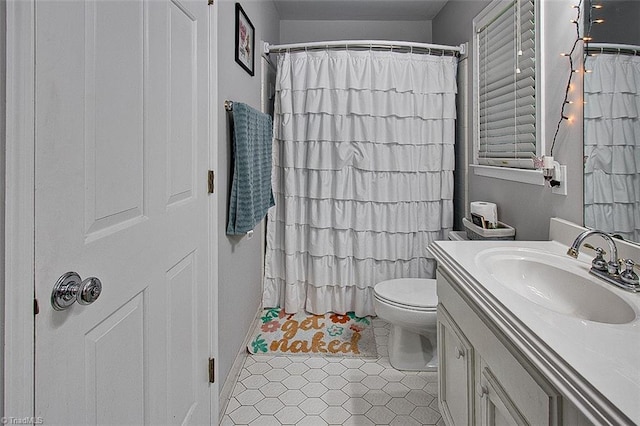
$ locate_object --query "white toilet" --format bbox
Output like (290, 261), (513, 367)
(373, 278), (438, 371)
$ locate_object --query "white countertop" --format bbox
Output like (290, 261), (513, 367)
(429, 239), (640, 424)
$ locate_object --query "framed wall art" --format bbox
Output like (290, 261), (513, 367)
(235, 3), (255, 76)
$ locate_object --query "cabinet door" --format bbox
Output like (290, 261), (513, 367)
(478, 363), (528, 426)
(438, 305), (475, 426)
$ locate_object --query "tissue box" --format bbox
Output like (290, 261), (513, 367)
(462, 218), (516, 240)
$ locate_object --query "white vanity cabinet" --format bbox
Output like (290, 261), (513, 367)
(437, 269), (568, 426)
(430, 229), (640, 424)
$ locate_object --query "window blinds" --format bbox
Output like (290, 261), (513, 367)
(477, 0), (536, 168)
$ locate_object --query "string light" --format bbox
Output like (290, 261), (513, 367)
(584, 4), (602, 85)
(550, 0), (583, 156)
(585, 2), (602, 48)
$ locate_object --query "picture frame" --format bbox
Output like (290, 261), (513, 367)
(235, 3), (255, 76)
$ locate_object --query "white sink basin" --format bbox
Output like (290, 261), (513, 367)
(475, 248), (637, 324)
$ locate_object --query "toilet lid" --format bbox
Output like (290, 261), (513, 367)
(374, 278), (438, 308)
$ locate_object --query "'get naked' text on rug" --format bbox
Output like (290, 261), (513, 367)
(248, 308), (377, 358)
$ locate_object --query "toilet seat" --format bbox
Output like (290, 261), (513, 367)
(373, 278), (437, 311)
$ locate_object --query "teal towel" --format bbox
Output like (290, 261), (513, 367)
(227, 102), (275, 235)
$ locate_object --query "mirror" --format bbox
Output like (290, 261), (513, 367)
(583, 0), (640, 243)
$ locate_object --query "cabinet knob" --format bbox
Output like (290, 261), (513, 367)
(455, 346), (464, 359)
(477, 384), (488, 397)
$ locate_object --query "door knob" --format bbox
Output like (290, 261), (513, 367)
(51, 271), (102, 311)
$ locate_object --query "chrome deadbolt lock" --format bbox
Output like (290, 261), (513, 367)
(51, 271), (102, 311)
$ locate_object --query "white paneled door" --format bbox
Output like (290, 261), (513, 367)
(34, 0), (213, 424)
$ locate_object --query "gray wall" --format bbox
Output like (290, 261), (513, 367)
(432, 0), (491, 230)
(1, 0), (6, 418)
(453, 56), (469, 231)
(432, 1), (490, 47)
(280, 20), (432, 44)
(216, 0), (280, 391)
(433, 0), (584, 240)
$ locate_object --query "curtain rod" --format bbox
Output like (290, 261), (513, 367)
(263, 40), (466, 56)
(586, 42), (640, 54)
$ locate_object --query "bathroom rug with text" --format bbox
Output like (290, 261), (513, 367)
(248, 307), (377, 358)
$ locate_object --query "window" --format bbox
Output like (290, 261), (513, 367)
(474, 0), (538, 170)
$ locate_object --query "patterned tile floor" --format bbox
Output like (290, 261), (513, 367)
(220, 318), (443, 425)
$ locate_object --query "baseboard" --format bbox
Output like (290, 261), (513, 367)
(219, 304), (263, 419)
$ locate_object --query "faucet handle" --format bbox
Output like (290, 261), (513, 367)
(591, 247), (608, 271)
(620, 259), (640, 285)
(583, 243), (606, 255)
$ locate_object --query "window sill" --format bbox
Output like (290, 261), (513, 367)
(471, 165), (545, 186)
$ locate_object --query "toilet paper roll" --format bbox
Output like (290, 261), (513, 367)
(470, 201), (498, 228)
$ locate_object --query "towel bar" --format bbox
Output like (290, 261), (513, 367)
(224, 100), (233, 111)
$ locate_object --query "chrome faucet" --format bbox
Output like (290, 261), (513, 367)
(567, 230), (619, 273)
(567, 229), (639, 292)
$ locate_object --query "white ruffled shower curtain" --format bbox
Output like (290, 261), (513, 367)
(584, 52), (640, 241)
(263, 49), (456, 317)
